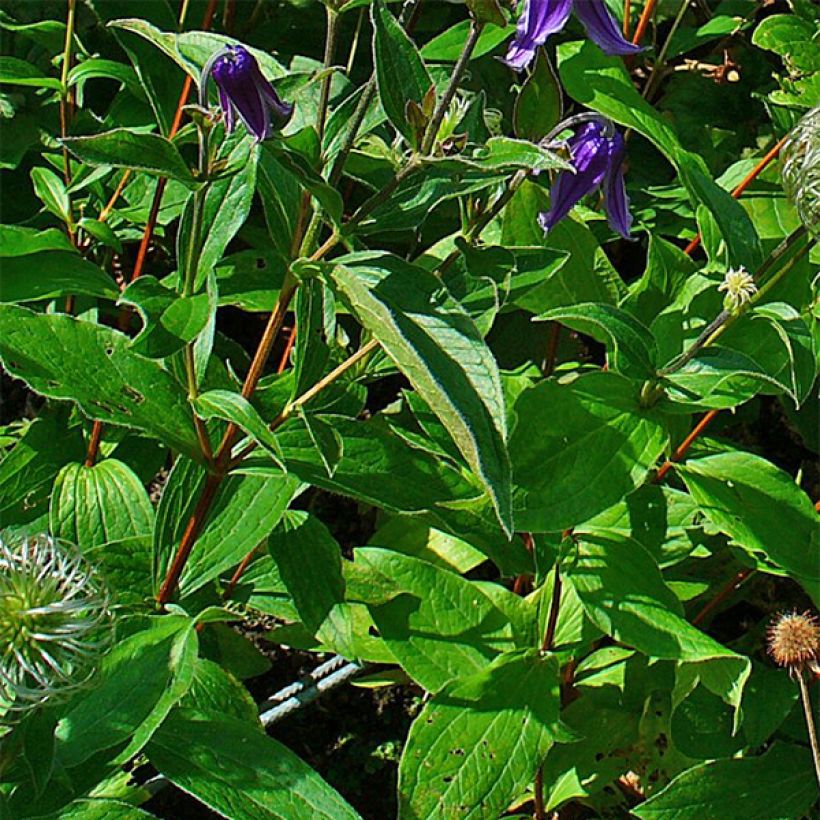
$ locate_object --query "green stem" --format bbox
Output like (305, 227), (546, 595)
(797, 668), (820, 790)
(317, 7), (339, 144)
(345, 157), (422, 232)
(641, 0), (691, 101)
(420, 20), (483, 155)
(660, 225), (810, 375)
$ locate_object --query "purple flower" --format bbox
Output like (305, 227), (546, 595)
(539, 117), (632, 238)
(210, 45), (293, 141)
(505, 0), (642, 71)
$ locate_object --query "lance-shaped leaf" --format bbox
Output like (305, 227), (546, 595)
(0, 252), (119, 303)
(535, 302), (658, 380)
(371, 0), (433, 145)
(147, 709), (361, 820)
(62, 129), (197, 186)
(328, 251), (512, 533)
(679, 452), (820, 594)
(0, 305), (203, 461)
(193, 389), (284, 467)
(565, 533), (750, 712)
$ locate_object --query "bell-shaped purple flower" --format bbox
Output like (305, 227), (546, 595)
(210, 45), (293, 141)
(539, 117), (633, 238)
(505, 0), (642, 71)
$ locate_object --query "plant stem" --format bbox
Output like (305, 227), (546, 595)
(641, 0), (691, 101)
(346, 8), (365, 76)
(542, 565), (562, 652)
(345, 158), (421, 231)
(797, 668), (820, 789)
(659, 225), (809, 376)
(317, 7), (339, 144)
(632, 0), (658, 47)
(59, 0), (77, 189)
(420, 20), (483, 155)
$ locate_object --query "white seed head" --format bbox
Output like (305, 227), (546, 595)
(781, 105), (820, 236)
(718, 266), (758, 310)
(0, 532), (113, 719)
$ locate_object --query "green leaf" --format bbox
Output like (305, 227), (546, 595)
(193, 138), (258, 291)
(662, 346), (797, 409)
(421, 21), (512, 62)
(633, 743), (817, 820)
(0, 252), (119, 303)
(30, 167), (71, 224)
(329, 251), (512, 533)
(465, 0), (506, 26)
(153, 459), (300, 597)
(0, 225), (72, 256)
(398, 651), (559, 820)
(268, 511), (357, 658)
(565, 533), (750, 710)
(50, 459), (154, 551)
(55, 615), (197, 768)
(77, 218), (122, 253)
(514, 48), (562, 142)
(118, 276), (211, 359)
(262, 141), (344, 228)
(44, 799), (159, 819)
(0, 410), (85, 525)
(501, 182), (625, 309)
(62, 129), (197, 186)
(0, 56), (61, 89)
(193, 389), (284, 467)
(558, 41), (762, 270)
(510, 372), (668, 532)
(109, 20), (286, 84)
(147, 710), (361, 820)
(0, 306), (203, 460)
(371, 0), (433, 144)
(679, 452), (820, 590)
(349, 548), (514, 691)
(535, 303), (658, 380)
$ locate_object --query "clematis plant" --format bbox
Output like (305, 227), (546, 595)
(505, 0), (642, 71)
(539, 114), (633, 237)
(209, 45), (293, 141)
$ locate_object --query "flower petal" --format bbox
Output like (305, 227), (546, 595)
(574, 0), (643, 56)
(504, 0), (573, 70)
(217, 86), (236, 132)
(603, 165), (633, 237)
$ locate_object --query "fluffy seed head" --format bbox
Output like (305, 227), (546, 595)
(767, 610), (820, 670)
(0, 532), (113, 719)
(781, 105), (820, 236)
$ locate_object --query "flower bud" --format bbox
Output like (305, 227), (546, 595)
(0, 532), (113, 719)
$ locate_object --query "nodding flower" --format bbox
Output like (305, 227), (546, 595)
(208, 45), (293, 142)
(0, 532), (112, 718)
(505, 0), (643, 72)
(539, 115), (633, 239)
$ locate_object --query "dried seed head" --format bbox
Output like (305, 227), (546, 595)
(781, 105), (820, 236)
(767, 610), (820, 670)
(0, 532), (113, 720)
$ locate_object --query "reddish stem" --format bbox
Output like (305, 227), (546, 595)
(157, 473), (223, 605)
(632, 0), (658, 46)
(277, 326), (297, 374)
(691, 568), (753, 626)
(623, 0), (632, 38)
(654, 409), (719, 484)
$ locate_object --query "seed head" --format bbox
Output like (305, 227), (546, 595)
(0, 532), (113, 719)
(781, 105), (820, 236)
(718, 266), (757, 311)
(767, 610), (820, 671)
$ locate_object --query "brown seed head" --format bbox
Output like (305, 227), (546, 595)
(767, 611), (820, 669)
